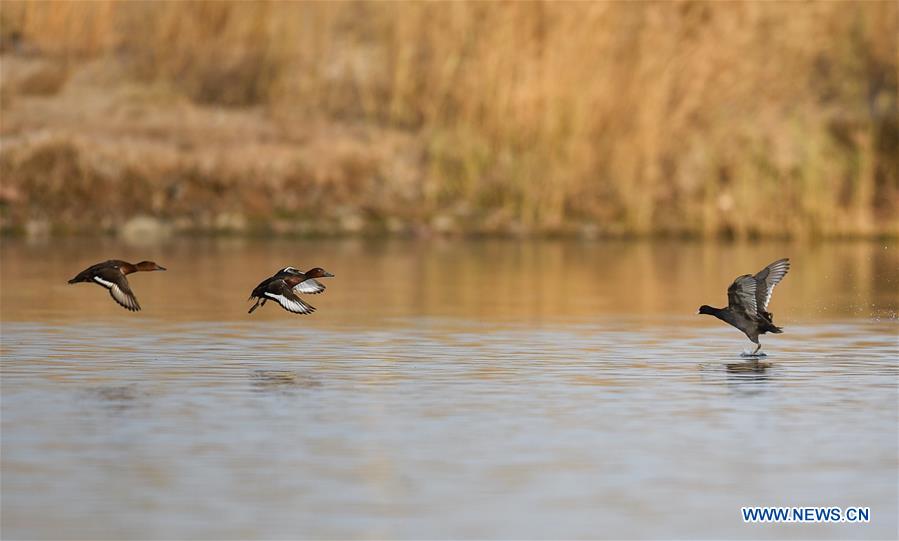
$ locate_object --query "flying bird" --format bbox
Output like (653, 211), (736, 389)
(68, 259), (166, 311)
(248, 266), (334, 315)
(698, 258), (791, 355)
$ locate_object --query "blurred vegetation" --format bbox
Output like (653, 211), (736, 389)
(0, 1), (896, 238)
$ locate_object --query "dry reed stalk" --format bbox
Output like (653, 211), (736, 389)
(1, 0), (896, 237)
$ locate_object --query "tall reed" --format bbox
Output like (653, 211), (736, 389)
(2, 1), (896, 237)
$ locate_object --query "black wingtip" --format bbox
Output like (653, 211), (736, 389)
(289, 304), (316, 315)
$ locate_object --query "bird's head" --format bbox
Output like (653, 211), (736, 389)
(136, 261), (166, 272)
(304, 267), (335, 279)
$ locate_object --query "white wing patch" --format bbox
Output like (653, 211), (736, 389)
(109, 283), (140, 311)
(93, 276), (115, 289)
(294, 278), (325, 294)
(264, 292), (316, 314)
(93, 274), (139, 311)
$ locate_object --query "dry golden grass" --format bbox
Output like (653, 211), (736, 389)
(15, 60), (69, 96)
(1, 1), (896, 237)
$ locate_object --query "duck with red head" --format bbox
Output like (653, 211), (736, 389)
(134, 261), (167, 272)
(248, 266), (335, 314)
(68, 259), (167, 312)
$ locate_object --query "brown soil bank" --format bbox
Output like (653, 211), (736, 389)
(1, 1), (897, 239)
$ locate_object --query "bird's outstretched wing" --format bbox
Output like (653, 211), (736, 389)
(264, 281), (316, 314)
(727, 275), (757, 316)
(92, 268), (141, 311)
(294, 278), (326, 295)
(69, 260), (118, 283)
(753, 258), (790, 313)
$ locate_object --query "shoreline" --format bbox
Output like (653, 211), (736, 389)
(3, 222), (897, 242)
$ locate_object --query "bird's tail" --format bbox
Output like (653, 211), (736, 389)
(765, 322), (784, 334)
(760, 311), (782, 333)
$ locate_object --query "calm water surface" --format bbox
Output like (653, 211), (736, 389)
(2, 239), (897, 539)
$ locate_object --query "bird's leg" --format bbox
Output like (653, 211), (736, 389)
(752, 342), (762, 356)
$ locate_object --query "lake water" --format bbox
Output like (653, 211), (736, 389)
(1, 238), (897, 539)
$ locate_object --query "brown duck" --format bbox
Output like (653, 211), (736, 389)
(68, 260), (166, 312)
(248, 266), (334, 315)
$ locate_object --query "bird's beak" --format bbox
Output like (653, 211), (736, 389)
(324, 271), (335, 277)
(157, 266), (167, 271)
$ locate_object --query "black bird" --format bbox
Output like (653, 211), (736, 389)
(68, 260), (167, 312)
(698, 258), (791, 355)
(248, 267), (334, 315)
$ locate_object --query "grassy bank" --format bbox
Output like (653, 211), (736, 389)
(1, 1), (897, 238)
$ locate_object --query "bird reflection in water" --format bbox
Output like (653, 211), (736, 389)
(250, 370), (321, 392)
(87, 384), (144, 413)
(724, 360), (774, 391)
(725, 359), (772, 375)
